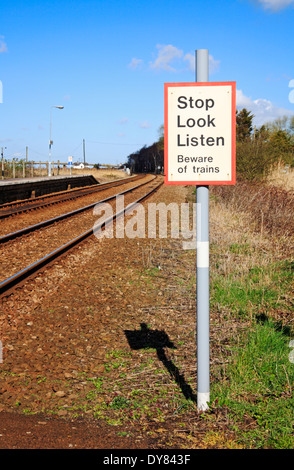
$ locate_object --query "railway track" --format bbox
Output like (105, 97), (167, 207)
(0, 174), (144, 219)
(0, 175), (163, 298)
(0, 175), (156, 243)
(0, 174), (154, 238)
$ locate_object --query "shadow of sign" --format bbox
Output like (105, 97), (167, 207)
(124, 323), (196, 401)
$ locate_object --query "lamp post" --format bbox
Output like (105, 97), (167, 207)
(1, 147), (7, 180)
(49, 105), (64, 177)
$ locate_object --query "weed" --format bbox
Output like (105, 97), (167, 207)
(229, 243), (251, 255)
(36, 375), (47, 384)
(109, 396), (130, 410)
(117, 431), (131, 437)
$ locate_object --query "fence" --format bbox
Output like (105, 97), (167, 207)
(0, 160), (90, 180)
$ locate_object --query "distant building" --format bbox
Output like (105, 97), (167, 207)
(72, 162), (91, 169)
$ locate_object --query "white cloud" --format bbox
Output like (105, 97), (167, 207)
(118, 117), (128, 124)
(0, 36), (7, 53)
(236, 89), (294, 126)
(129, 45), (220, 76)
(184, 53), (220, 75)
(289, 79), (294, 103)
(183, 53), (220, 75)
(183, 53), (194, 71)
(139, 121), (151, 129)
(236, 89), (255, 108)
(149, 45), (220, 75)
(209, 55), (220, 74)
(128, 58), (143, 69)
(184, 53), (220, 74)
(256, 0), (294, 10)
(150, 44), (183, 72)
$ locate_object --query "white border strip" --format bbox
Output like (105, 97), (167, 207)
(196, 241), (209, 268)
(197, 392), (210, 411)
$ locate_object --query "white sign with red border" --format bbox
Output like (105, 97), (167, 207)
(164, 82), (236, 185)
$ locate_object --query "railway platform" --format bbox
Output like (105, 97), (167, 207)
(0, 174), (99, 204)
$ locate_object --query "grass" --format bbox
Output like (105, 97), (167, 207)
(266, 166), (294, 191)
(211, 319), (294, 448)
(211, 259), (293, 317)
(207, 178), (294, 449)
(125, 187), (294, 448)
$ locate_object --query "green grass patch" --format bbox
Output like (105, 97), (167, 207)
(211, 259), (293, 316)
(212, 319), (294, 448)
(229, 243), (251, 255)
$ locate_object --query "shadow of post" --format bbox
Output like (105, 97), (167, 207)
(124, 323), (196, 401)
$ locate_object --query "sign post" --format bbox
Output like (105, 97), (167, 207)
(164, 49), (236, 411)
(68, 155), (73, 175)
(195, 49), (210, 413)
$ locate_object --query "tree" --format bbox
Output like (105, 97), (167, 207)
(236, 108), (254, 142)
(158, 124), (164, 151)
(127, 140), (164, 174)
(254, 124), (270, 142)
(265, 115), (294, 166)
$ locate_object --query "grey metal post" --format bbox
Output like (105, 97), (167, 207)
(1, 147), (4, 180)
(196, 49), (210, 411)
(49, 105), (64, 177)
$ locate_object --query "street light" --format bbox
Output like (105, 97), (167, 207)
(49, 105), (64, 177)
(1, 146), (7, 180)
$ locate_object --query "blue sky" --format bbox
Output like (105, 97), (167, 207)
(0, 0), (294, 165)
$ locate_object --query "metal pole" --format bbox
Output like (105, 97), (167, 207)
(1, 147), (3, 180)
(49, 107), (52, 177)
(195, 49), (210, 412)
(49, 105), (64, 177)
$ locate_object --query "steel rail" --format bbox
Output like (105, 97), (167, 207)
(0, 178), (163, 298)
(0, 176), (156, 244)
(0, 174), (144, 219)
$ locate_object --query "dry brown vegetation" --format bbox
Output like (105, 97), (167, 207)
(212, 173), (294, 239)
(266, 166), (294, 191)
(40, 167), (129, 182)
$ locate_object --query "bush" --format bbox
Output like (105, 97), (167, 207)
(235, 111), (294, 182)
